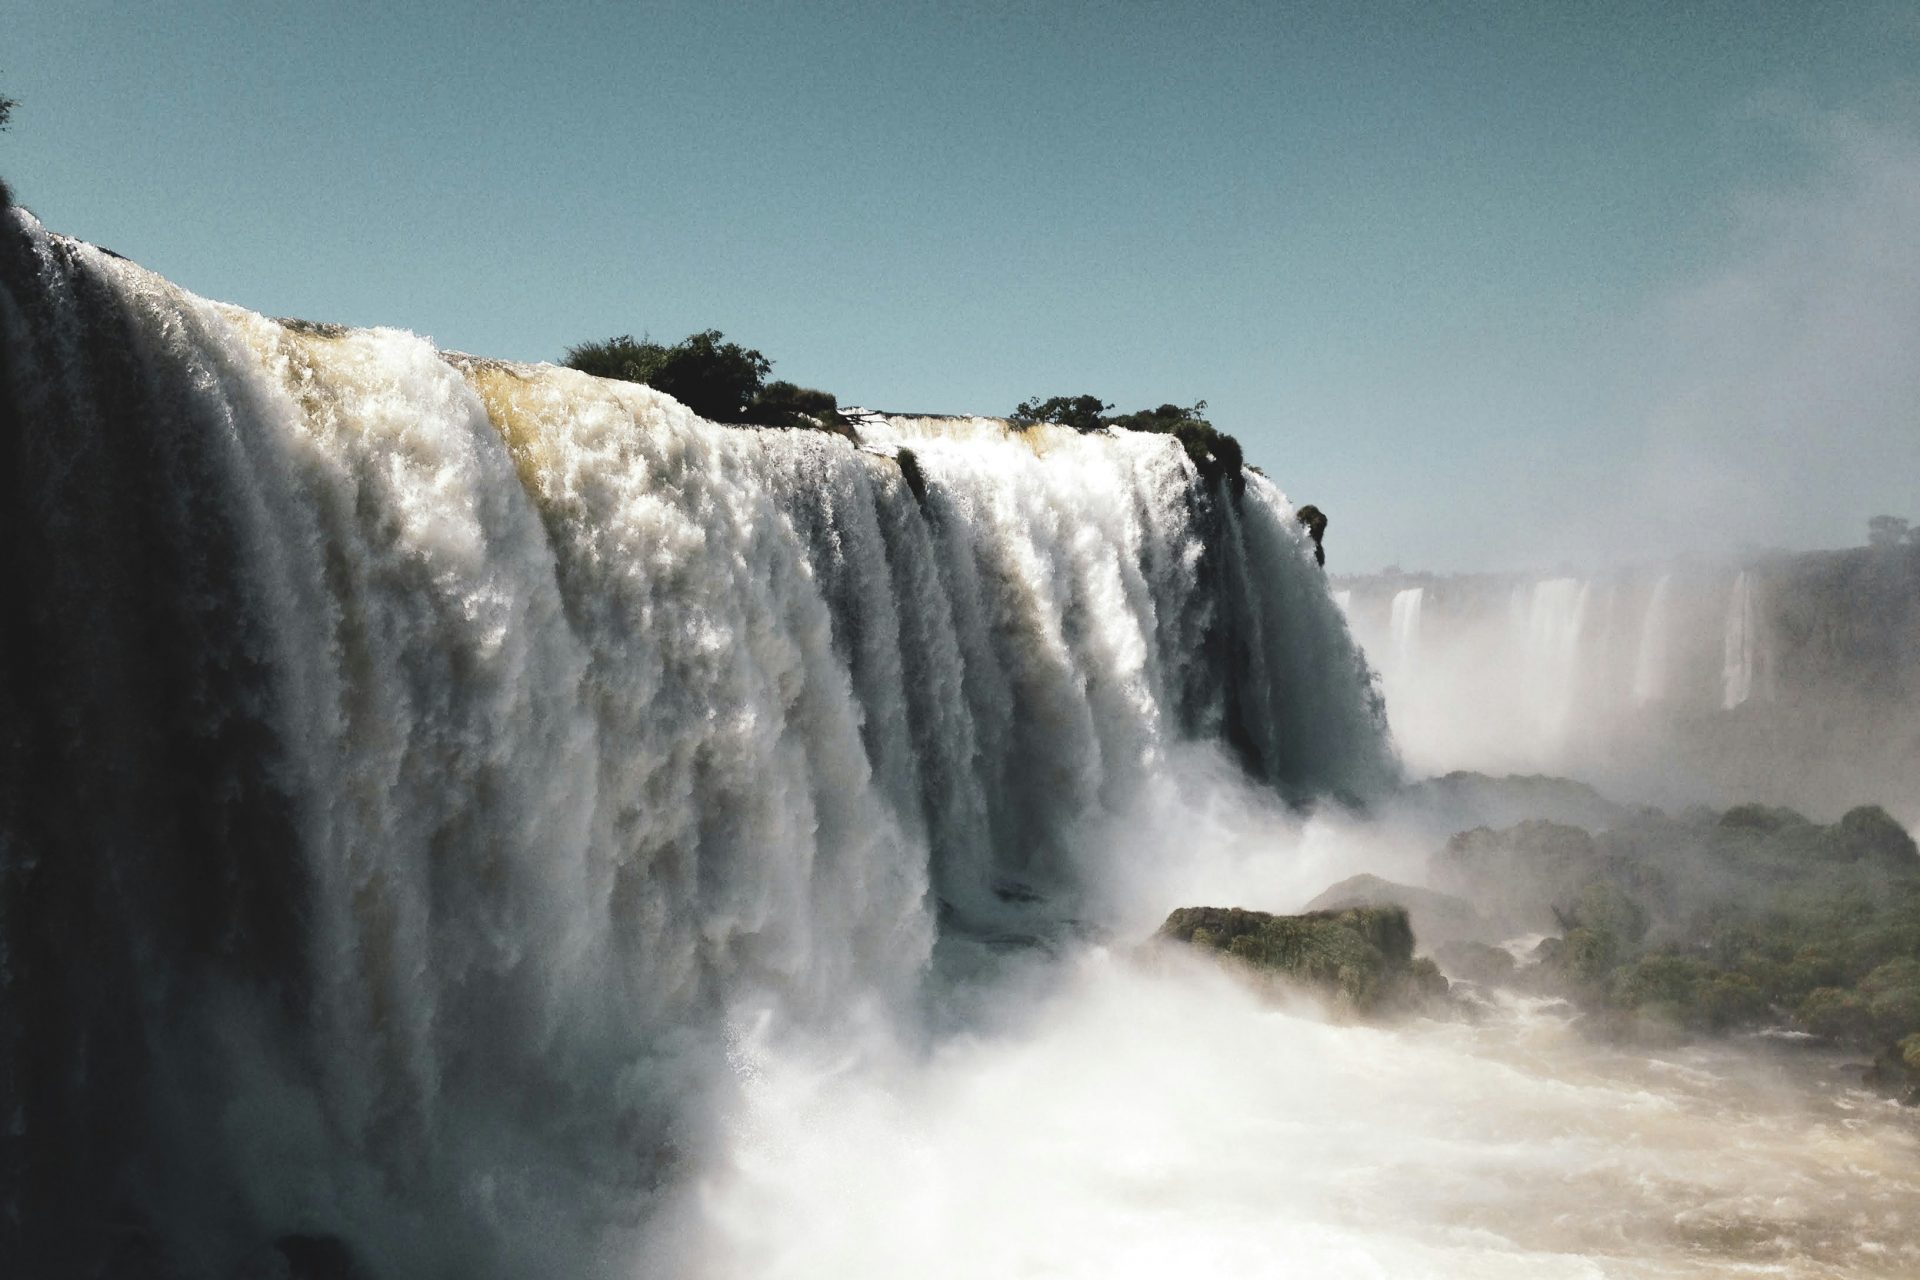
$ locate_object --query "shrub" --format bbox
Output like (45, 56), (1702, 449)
(1010, 395), (1110, 432)
(748, 380), (840, 429)
(562, 329), (774, 424)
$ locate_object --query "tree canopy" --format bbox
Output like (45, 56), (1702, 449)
(1010, 394), (1111, 432)
(562, 329), (839, 429)
(1010, 394), (1246, 486)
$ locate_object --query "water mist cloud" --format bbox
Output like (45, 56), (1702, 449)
(1632, 104), (1920, 560)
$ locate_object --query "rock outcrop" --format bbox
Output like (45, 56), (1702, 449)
(1158, 904), (1449, 1015)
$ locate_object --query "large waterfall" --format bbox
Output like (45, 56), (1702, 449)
(0, 211), (1392, 1275)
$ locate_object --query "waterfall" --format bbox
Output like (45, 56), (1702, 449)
(1521, 578), (1590, 744)
(1721, 570), (1764, 709)
(1631, 573), (1671, 706)
(1388, 587), (1424, 680)
(0, 211), (1394, 1276)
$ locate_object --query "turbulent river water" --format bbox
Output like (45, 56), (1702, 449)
(2, 206), (1915, 1278)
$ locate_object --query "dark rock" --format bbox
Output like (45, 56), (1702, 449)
(1295, 504), (1327, 566)
(1158, 904), (1449, 1015)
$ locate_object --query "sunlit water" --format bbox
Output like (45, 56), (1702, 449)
(702, 950), (1920, 1279)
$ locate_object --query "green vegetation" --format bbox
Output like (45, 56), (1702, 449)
(1433, 800), (1920, 1096)
(1160, 904), (1449, 1015)
(1011, 394), (1111, 432)
(561, 329), (842, 429)
(1009, 394), (1247, 487)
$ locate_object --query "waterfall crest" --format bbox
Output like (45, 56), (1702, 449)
(0, 212), (1392, 1274)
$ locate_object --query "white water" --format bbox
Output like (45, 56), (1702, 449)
(1631, 573), (1672, 705)
(703, 946), (1920, 1280)
(8, 208), (1917, 1280)
(1722, 570), (1763, 709)
(1389, 586), (1425, 680)
(0, 212), (1390, 1275)
(1522, 577), (1591, 743)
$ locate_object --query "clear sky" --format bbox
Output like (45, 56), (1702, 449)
(6, 1), (1918, 572)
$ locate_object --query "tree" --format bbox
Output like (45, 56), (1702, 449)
(1007, 394), (1247, 486)
(1868, 515), (1910, 550)
(563, 329), (771, 423)
(747, 379), (840, 429)
(1010, 394), (1110, 432)
(0, 82), (15, 131)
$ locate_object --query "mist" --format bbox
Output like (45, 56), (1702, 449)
(686, 763), (1920, 1279)
(1626, 104), (1920, 564)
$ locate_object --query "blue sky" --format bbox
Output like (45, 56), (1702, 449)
(6, 1), (1918, 571)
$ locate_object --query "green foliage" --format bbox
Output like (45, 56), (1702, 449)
(1818, 805), (1919, 865)
(1797, 986), (1874, 1042)
(747, 379), (840, 429)
(1010, 394), (1110, 432)
(1444, 799), (1920, 1077)
(563, 329), (776, 424)
(1160, 904), (1442, 1014)
(1568, 881), (1649, 946)
(1007, 395), (1249, 486)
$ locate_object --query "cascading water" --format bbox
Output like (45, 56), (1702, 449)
(1387, 586), (1424, 680)
(0, 210), (1393, 1276)
(1722, 570), (1765, 709)
(1631, 573), (1672, 705)
(1520, 577), (1589, 743)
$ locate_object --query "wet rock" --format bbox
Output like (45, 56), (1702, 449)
(1295, 503), (1327, 566)
(1158, 904), (1449, 1015)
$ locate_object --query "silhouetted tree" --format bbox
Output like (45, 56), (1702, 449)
(563, 329), (772, 423)
(1009, 394), (1247, 486)
(1011, 394), (1111, 432)
(747, 379), (840, 429)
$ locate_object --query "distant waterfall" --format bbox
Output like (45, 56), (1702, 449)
(1722, 571), (1764, 709)
(0, 211), (1393, 1277)
(1632, 574), (1672, 705)
(1522, 578), (1590, 741)
(1388, 587), (1424, 678)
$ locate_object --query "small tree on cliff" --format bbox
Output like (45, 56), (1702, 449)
(562, 329), (842, 428)
(564, 330), (771, 422)
(1011, 394), (1111, 432)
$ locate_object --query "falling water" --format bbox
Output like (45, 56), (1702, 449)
(1388, 587), (1424, 680)
(0, 211), (1393, 1275)
(1521, 578), (1589, 743)
(1631, 573), (1672, 705)
(1722, 570), (1761, 709)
